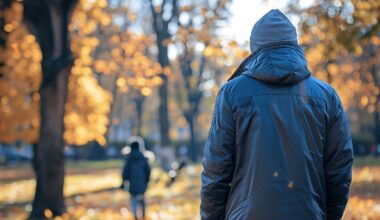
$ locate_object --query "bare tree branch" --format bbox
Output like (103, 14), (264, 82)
(166, 0), (178, 24)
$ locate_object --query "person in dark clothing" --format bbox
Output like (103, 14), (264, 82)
(121, 141), (151, 220)
(201, 9), (353, 220)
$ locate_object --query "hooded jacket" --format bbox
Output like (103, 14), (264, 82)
(122, 149), (151, 196)
(201, 9), (353, 220)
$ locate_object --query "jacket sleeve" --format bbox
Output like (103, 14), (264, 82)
(144, 158), (151, 183)
(324, 91), (353, 220)
(122, 158), (130, 181)
(201, 87), (236, 220)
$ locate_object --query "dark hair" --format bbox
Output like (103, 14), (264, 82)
(130, 141), (139, 150)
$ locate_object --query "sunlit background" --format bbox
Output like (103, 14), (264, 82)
(0, 0), (380, 219)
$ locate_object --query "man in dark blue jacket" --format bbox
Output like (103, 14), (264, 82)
(201, 9), (353, 220)
(121, 141), (151, 220)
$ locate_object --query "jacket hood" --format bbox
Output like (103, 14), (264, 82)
(244, 44), (311, 85)
(128, 150), (146, 160)
(228, 9), (310, 85)
(250, 9), (298, 52)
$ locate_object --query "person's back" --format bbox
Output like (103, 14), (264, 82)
(121, 141), (151, 219)
(123, 150), (150, 195)
(200, 9), (353, 220)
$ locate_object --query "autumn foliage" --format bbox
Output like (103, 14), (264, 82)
(0, 0), (380, 219)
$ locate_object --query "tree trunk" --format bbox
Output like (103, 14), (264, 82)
(23, 0), (78, 218)
(150, 0), (176, 147)
(134, 93), (145, 136)
(30, 67), (70, 219)
(188, 114), (198, 161)
(104, 75), (119, 143)
(156, 36), (170, 146)
(375, 111), (380, 141)
(158, 75), (170, 145)
(0, 0), (11, 78)
(375, 103), (380, 156)
(369, 45), (380, 156)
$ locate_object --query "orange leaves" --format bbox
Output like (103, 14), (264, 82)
(70, 0), (111, 35)
(116, 77), (126, 88)
(65, 2), (113, 146)
(203, 45), (226, 58)
(101, 32), (164, 96)
(64, 74), (111, 146)
(141, 87), (153, 97)
(1, 1), (23, 33)
(0, 20), (42, 144)
(371, 36), (380, 46)
(327, 63), (339, 76)
(0, 0), (115, 145)
(1, 163), (380, 219)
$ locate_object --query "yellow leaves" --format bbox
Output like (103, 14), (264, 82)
(361, 96), (369, 107)
(340, 63), (354, 73)
(300, 34), (312, 45)
(135, 77), (147, 87)
(96, 0), (108, 8)
(4, 23), (15, 32)
(119, 86), (129, 93)
(105, 32), (164, 96)
(327, 63), (339, 76)
(99, 15), (112, 26)
(305, 45), (324, 67)
(1, 96), (9, 105)
(128, 13), (137, 22)
(79, 0), (107, 10)
(371, 36), (380, 45)
(354, 45), (363, 56)
(203, 45), (227, 58)
(2, 1), (23, 31)
(111, 48), (122, 59)
(141, 87), (152, 96)
(228, 40), (238, 48)
(3, 163), (380, 219)
(152, 76), (163, 85)
(64, 73), (112, 146)
(116, 77), (126, 87)
(110, 35), (120, 44)
(176, 116), (187, 128)
(0, 22), (41, 144)
(71, 0), (111, 35)
(63, 1), (115, 146)
(94, 60), (118, 74)
(163, 66), (171, 75)
(0, 0), (114, 146)
(203, 46), (213, 57)
(94, 60), (107, 73)
(44, 209), (53, 218)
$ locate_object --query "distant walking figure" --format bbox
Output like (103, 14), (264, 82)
(121, 140), (151, 220)
(201, 9), (353, 220)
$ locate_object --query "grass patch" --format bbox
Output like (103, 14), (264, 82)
(65, 159), (124, 170)
(353, 156), (380, 167)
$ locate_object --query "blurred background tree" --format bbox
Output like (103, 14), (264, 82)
(289, 0), (380, 153)
(22, 0), (78, 217)
(1, 0), (380, 219)
(171, 0), (231, 161)
(148, 0), (178, 147)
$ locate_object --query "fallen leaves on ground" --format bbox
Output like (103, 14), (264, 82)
(0, 163), (379, 220)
